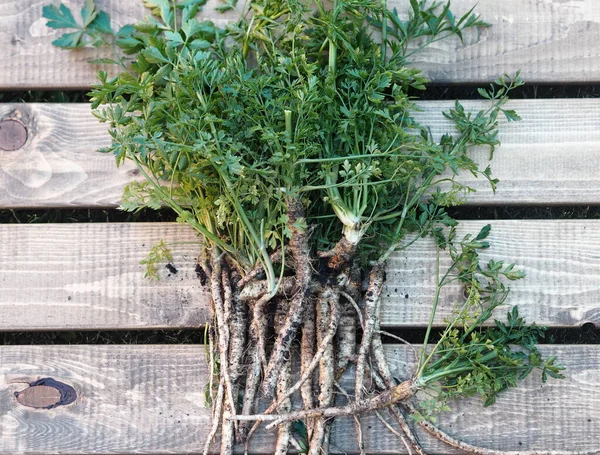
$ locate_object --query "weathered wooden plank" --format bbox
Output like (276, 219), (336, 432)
(412, 99), (600, 205)
(2, 99), (600, 207)
(0, 222), (209, 330)
(0, 344), (596, 454)
(0, 103), (137, 208)
(382, 219), (600, 328)
(2, 0), (600, 89)
(392, 0), (600, 84)
(330, 344), (600, 454)
(2, 220), (600, 330)
(0, 345), (210, 454)
(0, 0), (236, 90)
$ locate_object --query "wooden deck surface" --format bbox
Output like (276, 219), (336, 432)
(0, 223), (208, 330)
(1, 220), (600, 330)
(1, 0), (599, 454)
(3, 0), (600, 88)
(0, 344), (596, 454)
(3, 100), (600, 207)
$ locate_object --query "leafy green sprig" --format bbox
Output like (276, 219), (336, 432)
(44, 0), (522, 276)
(411, 225), (565, 421)
(43, 0), (113, 49)
(45, 0), (565, 433)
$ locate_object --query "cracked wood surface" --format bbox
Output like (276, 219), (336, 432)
(0, 344), (596, 454)
(3, 0), (600, 88)
(2, 100), (600, 207)
(1, 220), (599, 331)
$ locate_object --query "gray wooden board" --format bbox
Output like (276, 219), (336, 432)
(0, 222), (209, 330)
(387, 0), (600, 83)
(3, 0), (600, 87)
(0, 344), (597, 454)
(3, 99), (600, 207)
(382, 219), (600, 328)
(412, 99), (600, 205)
(0, 0), (237, 90)
(0, 103), (137, 208)
(2, 220), (600, 330)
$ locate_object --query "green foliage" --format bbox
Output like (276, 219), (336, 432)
(414, 225), (565, 421)
(291, 420), (309, 453)
(46, 0), (562, 420)
(45, 0), (522, 272)
(43, 0), (114, 50)
(140, 240), (173, 279)
(375, 0), (490, 62)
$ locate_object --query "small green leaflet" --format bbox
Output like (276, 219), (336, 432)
(502, 109), (521, 122)
(42, 1), (114, 49)
(164, 30), (184, 45)
(141, 46), (171, 64)
(474, 224), (491, 241)
(42, 4), (79, 29)
(81, 0), (98, 27)
(51, 30), (84, 49)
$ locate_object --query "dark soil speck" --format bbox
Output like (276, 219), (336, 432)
(195, 263), (208, 285)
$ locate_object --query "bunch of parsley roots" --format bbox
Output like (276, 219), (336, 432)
(44, 0), (565, 453)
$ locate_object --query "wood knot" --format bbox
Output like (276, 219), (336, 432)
(14, 378), (77, 409)
(0, 119), (27, 151)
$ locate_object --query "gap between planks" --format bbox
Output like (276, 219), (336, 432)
(0, 344), (597, 454)
(3, 0), (600, 88)
(2, 100), (600, 207)
(0, 220), (599, 331)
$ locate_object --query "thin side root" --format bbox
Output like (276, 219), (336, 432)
(278, 288), (340, 408)
(211, 253), (235, 455)
(402, 402), (597, 455)
(375, 409), (412, 455)
(203, 377), (224, 455)
(231, 379), (415, 428)
(300, 297), (316, 439)
(308, 287), (337, 455)
(391, 406), (426, 455)
(274, 301), (292, 455)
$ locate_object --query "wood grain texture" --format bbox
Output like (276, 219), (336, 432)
(329, 344), (600, 454)
(0, 0), (238, 90)
(0, 103), (138, 208)
(383, 219), (600, 328)
(1, 0), (146, 90)
(0, 345), (210, 454)
(3, 0), (600, 88)
(3, 220), (600, 330)
(0, 222), (209, 330)
(388, 0), (600, 83)
(3, 99), (600, 207)
(0, 344), (597, 454)
(413, 99), (600, 205)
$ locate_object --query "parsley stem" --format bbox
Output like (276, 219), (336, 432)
(421, 246), (441, 365)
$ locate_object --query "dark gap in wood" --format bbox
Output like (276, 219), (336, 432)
(1, 84), (599, 104)
(1, 329), (205, 345)
(409, 83), (600, 100)
(3, 325), (597, 345)
(380, 324), (600, 345)
(4, 205), (600, 224)
(0, 208), (177, 223)
(0, 90), (90, 103)
(447, 206), (600, 220)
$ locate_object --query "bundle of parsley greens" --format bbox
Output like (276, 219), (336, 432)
(44, 0), (564, 454)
